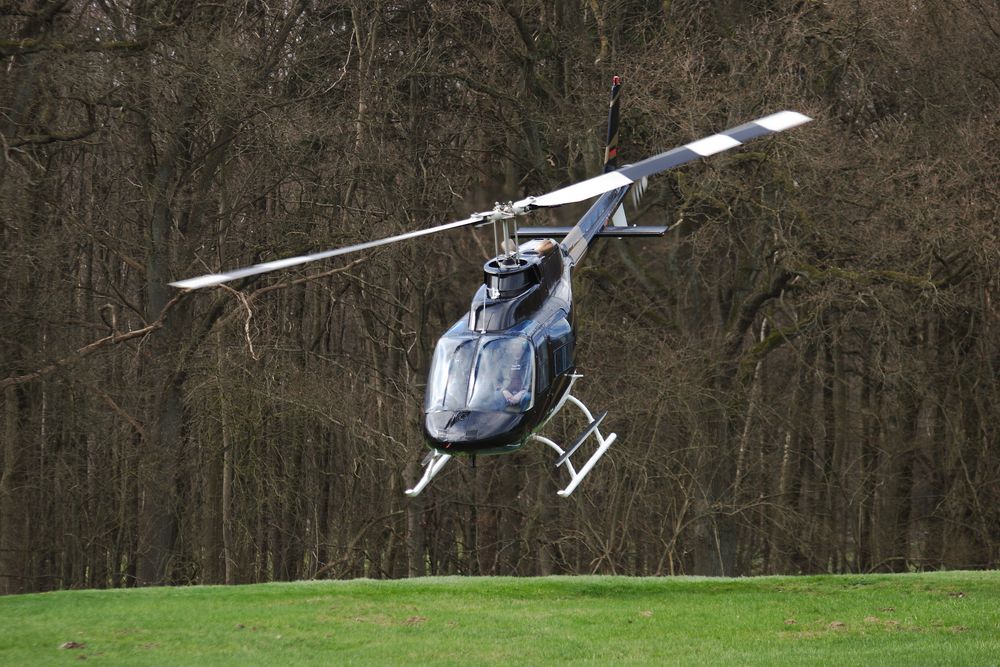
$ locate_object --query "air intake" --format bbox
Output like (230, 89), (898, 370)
(483, 258), (540, 299)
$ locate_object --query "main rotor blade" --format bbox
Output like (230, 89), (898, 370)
(170, 213), (485, 289)
(517, 110), (811, 210)
(171, 111), (810, 290)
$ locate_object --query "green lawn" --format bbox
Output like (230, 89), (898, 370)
(1, 571), (997, 665)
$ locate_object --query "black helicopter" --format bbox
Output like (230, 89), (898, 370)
(172, 77), (810, 497)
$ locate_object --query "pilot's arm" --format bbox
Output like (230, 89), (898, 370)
(502, 388), (527, 405)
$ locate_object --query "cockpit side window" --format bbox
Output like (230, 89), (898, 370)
(549, 316), (574, 375)
(534, 333), (551, 392)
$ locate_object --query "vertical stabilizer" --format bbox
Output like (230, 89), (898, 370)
(611, 205), (628, 227)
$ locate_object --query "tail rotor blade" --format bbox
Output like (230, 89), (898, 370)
(603, 75), (623, 173)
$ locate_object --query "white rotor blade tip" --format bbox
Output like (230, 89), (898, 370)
(756, 110), (812, 132)
(686, 133), (741, 157)
(170, 274), (229, 290)
(529, 170), (633, 208)
(257, 257), (306, 271)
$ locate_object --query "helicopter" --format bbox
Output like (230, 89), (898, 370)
(171, 77), (811, 497)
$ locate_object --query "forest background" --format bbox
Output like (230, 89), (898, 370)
(1, 0), (998, 593)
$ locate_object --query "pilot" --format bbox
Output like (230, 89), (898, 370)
(500, 363), (529, 409)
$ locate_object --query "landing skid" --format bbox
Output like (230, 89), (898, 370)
(404, 450), (452, 497)
(531, 391), (616, 498)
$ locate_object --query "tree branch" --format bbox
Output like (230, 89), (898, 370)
(724, 270), (794, 359)
(9, 125), (96, 147)
(0, 292), (185, 391)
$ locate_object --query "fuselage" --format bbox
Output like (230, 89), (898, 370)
(422, 238), (577, 455)
(421, 185), (633, 456)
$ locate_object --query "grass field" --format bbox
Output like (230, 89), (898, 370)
(1, 571), (997, 665)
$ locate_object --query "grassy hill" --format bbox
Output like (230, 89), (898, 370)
(1, 571), (997, 665)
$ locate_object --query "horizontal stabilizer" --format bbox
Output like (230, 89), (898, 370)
(518, 225), (668, 239)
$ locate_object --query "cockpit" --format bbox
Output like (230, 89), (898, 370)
(425, 334), (534, 414)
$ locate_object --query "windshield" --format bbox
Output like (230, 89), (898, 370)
(425, 335), (534, 413)
(424, 337), (476, 411)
